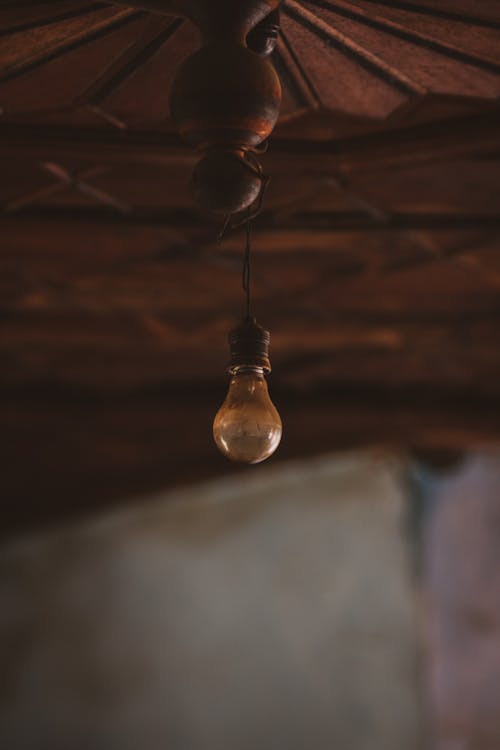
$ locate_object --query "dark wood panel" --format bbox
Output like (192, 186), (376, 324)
(0, 0), (499, 532)
(3, 382), (500, 536)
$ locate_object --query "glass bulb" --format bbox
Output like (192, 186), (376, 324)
(213, 367), (282, 464)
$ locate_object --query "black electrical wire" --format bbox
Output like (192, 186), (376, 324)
(242, 213), (252, 320)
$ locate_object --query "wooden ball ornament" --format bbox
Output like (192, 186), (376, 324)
(190, 149), (264, 214)
(170, 41), (281, 150)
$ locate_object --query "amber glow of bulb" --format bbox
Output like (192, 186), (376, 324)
(213, 367), (282, 464)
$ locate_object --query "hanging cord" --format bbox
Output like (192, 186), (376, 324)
(242, 212), (252, 320)
(217, 207), (254, 320)
(215, 151), (269, 319)
(217, 213), (232, 245)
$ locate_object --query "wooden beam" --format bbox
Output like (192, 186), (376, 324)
(106, 0), (184, 14)
(331, 0), (500, 29)
(0, 108), (499, 169)
(0, 3), (108, 38)
(285, 0), (426, 95)
(303, 0), (500, 73)
(2, 382), (500, 535)
(74, 17), (184, 109)
(1, 205), (500, 231)
(0, 9), (145, 83)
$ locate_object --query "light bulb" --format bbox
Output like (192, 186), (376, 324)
(213, 366), (282, 464)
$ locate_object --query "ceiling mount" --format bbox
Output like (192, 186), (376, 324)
(120, 0), (280, 215)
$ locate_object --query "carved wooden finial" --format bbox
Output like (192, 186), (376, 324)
(168, 0), (282, 214)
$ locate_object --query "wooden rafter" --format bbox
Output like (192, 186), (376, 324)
(304, 0), (500, 73)
(0, 8), (144, 83)
(0, 107), (499, 166)
(284, 0), (426, 95)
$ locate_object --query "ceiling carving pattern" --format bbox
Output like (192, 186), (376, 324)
(1, 1), (500, 122)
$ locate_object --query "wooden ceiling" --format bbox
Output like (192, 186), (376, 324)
(2, 0), (500, 534)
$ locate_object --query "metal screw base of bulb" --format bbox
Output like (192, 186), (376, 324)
(227, 316), (271, 373)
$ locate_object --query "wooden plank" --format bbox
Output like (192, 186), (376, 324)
(285, 0), (425, 94)
(0, 8), (143, 83)
(337, 0), (500, 28)
(304, 0), (500, 73)
(0, 3), (107, 37)
(1, 205), (500, 231)
(2, 383), (500, 535)
(74, 17), (183, 108)
(0, 107), (498, 169)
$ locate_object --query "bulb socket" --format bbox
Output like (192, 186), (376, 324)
(227, 317), (271, 373)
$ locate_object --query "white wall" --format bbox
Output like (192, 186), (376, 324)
(0, 453), (420, 750)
